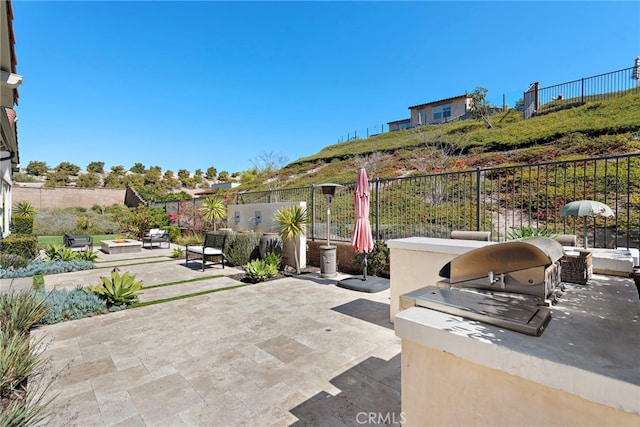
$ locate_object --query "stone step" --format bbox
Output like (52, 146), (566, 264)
(138, 276), (243, 303)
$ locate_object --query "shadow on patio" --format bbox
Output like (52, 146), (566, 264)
(289, 354), (402, 426)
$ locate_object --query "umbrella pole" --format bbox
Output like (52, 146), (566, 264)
(363, 253), (368, 281)
(583, 216), (588, 249)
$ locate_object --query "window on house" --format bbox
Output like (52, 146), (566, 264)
(418, 109), (425, 125)
(433, 103), (452, 120)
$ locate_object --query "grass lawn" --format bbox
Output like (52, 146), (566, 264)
(37, 234), (118, 248)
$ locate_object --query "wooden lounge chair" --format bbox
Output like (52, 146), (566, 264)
(142, 228), (170, 249)
(63, 233), (93, 249)
(185, 232), (226, 271)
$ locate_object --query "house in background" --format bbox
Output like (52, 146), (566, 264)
(387, 93), (472, 132)
(386, 118), (411, 132)
(408, 94), (471, 127)
(1, 0), (23, 237)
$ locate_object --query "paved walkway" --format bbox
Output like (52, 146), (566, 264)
(32, 245), (401, 426)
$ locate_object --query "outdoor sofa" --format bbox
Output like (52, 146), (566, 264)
(63, 233), (93, 249)
(142, 228), (170, 249)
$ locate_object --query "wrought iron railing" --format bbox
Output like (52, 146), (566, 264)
(524, 66), (640, 118)
(236, 152), (640, 250)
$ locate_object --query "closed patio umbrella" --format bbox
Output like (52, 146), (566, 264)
(560, 200), (614, 249)
(351, 168), (374, 279)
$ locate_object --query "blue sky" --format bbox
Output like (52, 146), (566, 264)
(12, 1), (640, 175)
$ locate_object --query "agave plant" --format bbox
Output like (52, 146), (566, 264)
(44, 245), (77, 262)
(264, 251), (281, 271)
(90, 271), (143, 306)
(74, 249), (98, 262)
(245, 259), (277, 283)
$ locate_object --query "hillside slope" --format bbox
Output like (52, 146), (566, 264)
(242, 91), (640, 191)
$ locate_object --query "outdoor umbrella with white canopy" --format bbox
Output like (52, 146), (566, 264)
(560, 200), (614, 249)
(351, 167), (374, 279)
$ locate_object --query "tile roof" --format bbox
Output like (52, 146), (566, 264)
(408, 94), (469, 110)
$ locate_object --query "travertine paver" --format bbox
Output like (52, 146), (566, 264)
(33, 270), (401, 426)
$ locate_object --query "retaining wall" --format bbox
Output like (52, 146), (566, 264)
(13, 186), (126, 209)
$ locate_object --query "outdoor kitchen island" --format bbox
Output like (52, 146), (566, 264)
(389, 237), (639, 426)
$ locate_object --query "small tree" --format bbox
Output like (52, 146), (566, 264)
(44, 170), (70, 187)
(25, 160), (48, 176)
(514, 98), (524, 112)
(76, 173), (102, 188)
(110, 165), (126, 175)
(469, 86), (493, 129)
(206, 166), (217, 180)
(200, 196), (226, 231)
(54, 162), (80, 176)
(86, 161), (105, 173)
(129, 163), (146, 174)
(274, 205), (307, 274)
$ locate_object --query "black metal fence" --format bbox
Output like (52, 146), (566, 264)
(524, 66), (640, 118)
(237, 152), (640, 250)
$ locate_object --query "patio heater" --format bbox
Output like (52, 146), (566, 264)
(317, 183), (343, 278)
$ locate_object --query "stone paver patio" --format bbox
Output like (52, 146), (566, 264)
(32, 246), (401, 426)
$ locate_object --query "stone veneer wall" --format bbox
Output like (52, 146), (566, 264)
(13, 186), (126, 209)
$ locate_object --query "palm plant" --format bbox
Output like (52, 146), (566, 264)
(200, 197), (226, 231)
(274, 205), (307, 274)
(13, 201), (37, 217)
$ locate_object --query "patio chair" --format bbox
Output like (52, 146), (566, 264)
(142, 228), (170, 249)
(185, 232), (226, 271)
(63, 233), (93, 249)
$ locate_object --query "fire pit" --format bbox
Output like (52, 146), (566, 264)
(401, 237), (565, 336)
(100, 239), (142, 255)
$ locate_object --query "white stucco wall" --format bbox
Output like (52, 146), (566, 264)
(227, 202), (307, 269)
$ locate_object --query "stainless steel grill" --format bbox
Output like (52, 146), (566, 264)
(401, 237), (565, 336)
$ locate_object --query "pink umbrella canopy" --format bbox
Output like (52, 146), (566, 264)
(351, 168), (374, 253)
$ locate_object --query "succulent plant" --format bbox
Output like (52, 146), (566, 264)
(90, 271), (142, 306)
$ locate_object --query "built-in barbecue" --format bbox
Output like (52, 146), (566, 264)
(400, 237), (566, 336)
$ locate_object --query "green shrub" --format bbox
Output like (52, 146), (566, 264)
(225, 232), (260, 267)
(32, 275), (44, 291)
(33, 208), (120, 236)
(507, 226), (556, 240)
(162, 225), (180, 242)
(354, 240), (389, 277)
(0, 235), (38, 260)
(171, 247), (184, 258)
(0, 291), (53, 426)
(0, 290), (48, 336)
(0, 253), (28, 270)
(40, 286), (111, 324)
(0, 332), (46, 403)
(89, 271), (142, 306)
(10, 215), (34, 235)
(0, 384), (54, 427)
